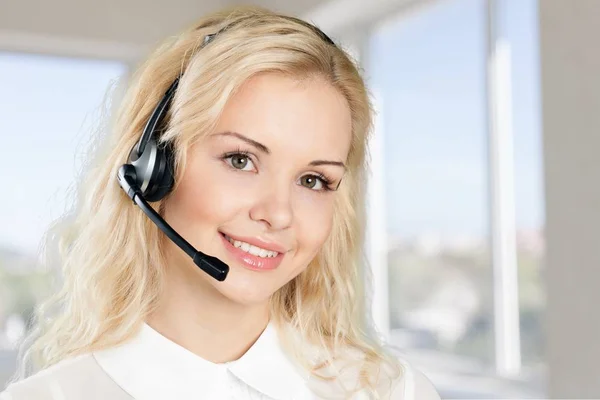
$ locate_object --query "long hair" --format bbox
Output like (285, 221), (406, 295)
(15, 5), (404, 398)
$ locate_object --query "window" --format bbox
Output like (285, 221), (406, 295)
(366, 0), (544, 397)
(0, 52), (126, 387)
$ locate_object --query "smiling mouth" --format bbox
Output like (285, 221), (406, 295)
(218, 231), (285, 271)
(219, 232), (280, 258)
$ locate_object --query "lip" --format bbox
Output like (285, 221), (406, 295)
(219, 231), (288, 253)
(219, 232), (285, 271)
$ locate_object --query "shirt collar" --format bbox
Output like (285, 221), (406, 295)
(92, 320), (313, 400)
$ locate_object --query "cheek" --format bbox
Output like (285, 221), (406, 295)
(172, 160), (254, 222)
(294, 195), (335, 256)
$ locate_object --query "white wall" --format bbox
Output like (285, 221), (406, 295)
(0, 0), (323, 61)
(539, 0), (600, 397)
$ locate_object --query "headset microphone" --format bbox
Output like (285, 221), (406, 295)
(117, 77), (229, 282)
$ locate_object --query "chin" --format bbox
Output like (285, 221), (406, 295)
(213, 278), (276, 305)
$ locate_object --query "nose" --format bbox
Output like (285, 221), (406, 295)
(249, 179), (294, 230)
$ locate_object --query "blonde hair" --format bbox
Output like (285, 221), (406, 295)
(16, 5), (404, 398)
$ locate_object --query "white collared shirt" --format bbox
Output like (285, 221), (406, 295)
(0, 321), (441, 400)
(93, 321), (313, 399)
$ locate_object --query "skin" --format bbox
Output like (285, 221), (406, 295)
(146, 72), (352, 364)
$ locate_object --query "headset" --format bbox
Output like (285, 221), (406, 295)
(117, 17), (336, 282)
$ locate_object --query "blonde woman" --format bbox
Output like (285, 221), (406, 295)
(1, 6), (440, 400)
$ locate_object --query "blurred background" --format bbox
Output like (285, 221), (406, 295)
(0, 0), (598, 398)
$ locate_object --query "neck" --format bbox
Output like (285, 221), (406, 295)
(147, 247), (270, 364)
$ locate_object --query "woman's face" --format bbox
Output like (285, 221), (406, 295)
(163, 72), (352, 305)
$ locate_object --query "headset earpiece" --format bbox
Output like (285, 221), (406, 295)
(127, 138), (174, 202)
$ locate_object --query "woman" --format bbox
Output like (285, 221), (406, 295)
(1, 6), (440, 400)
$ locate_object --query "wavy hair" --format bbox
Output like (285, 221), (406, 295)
(14, 5), (404, 398)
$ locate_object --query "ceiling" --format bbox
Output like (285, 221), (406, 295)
(0, 0), (327, 60)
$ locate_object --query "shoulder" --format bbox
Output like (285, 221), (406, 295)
(388, 358), (440, 400)
(1, 354), (95, 399)
(347, 351), (440, 400)
(1, 354), (100, 400)
(305, 344), (440, 400)
(0, 353), (132, 400)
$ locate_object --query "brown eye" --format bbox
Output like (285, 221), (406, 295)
(300, 175), (326, 190)
(222, 151), (256, 172)
(301, 175), (316, 188)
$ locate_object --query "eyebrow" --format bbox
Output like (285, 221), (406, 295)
(211, 131), (347, 171)
(212, 131), (270, 154)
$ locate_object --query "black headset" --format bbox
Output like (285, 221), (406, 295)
(117, 17), (336, 282)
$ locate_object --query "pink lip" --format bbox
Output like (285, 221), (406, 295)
(220, 232), (284, 271)
(220, 232), (288, 253)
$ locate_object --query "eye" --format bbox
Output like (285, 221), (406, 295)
(223, 152), (256, 172)
(299, 173), (335, 192)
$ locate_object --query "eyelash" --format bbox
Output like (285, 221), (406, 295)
(220, 148), (337, 193)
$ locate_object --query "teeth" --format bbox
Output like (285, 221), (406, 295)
(225, 235), (279, 258)
(248, 245), (261, 256)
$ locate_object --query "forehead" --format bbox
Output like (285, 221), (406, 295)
(213, 73), (352, 161)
